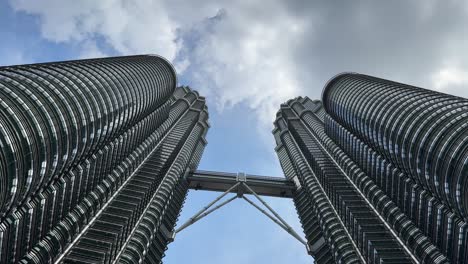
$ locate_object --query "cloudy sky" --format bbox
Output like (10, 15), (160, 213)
(2, 1), (468, 263)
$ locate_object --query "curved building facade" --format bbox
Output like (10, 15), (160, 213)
(2, 55), (466, 264)
(275, 74), (468, 263)
(322, 73), (468, 219)
(323, 74), (468, 262)
(0, 56), (209, 264)
(0, 55), (176, 217)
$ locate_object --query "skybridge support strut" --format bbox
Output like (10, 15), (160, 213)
(175, 184), (239, 234)
(241, 182), (306, 245)
(175, 172), (307, 250)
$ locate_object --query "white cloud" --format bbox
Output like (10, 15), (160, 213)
(8, 1), (468, 263)
(11, 0), (308, 130)
(432, 66), (468, 90)
(79, 40), (108, 59)
(11, 0), (179, 60)
(180, 4), (310, 128)
(174, 58), (190, 74)
(9, 0), (468, 134)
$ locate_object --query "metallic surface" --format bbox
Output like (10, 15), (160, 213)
(187, 170), (295, 198)
(0, 56), (209, 264)
(323, 73), (468, 263)
(177, 180), (307, 249)
(273, 73), (468, 263)
(1, 54), (466, 264)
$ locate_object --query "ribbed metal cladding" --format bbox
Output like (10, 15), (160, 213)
(42, 86), (208, 264)
(322, 73), (468, 263)
(114, 87), (208, 264)
(14, 86), (208, 264)
(0, 55), (177, 263)
(274, 102), (364, 263)
(273, 129), (334, 264)
(322, 73), (468, 220)
(274, 96), (450, 263)
(0, 55), (176, 218)
(0, 56), (211, 264)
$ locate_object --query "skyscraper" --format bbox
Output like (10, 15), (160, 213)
(1, 55), (467, 264)
(0, 56), (209, 263)
(274, 73), (468, 263)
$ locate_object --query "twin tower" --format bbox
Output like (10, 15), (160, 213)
(0, 55), (467, 263)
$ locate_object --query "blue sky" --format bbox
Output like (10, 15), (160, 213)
(2, 1), (468, 263)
